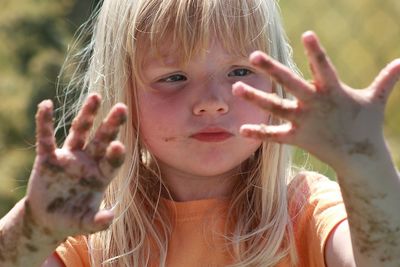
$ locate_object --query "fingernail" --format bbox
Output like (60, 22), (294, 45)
(240, 128), (252, 138)
(250, 53), (274, 70)
(249, 51), (265, 65)
(38, 100), (53, 111)
(87, 97), (101, 113)
(302, 30), (315, 38)
(88, 93), (102, 102)
(232, 82), (245, 95)
(302, 31), (318, 44)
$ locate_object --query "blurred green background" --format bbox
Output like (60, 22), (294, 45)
(0, 0), (399, 217)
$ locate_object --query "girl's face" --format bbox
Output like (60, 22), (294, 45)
(137, 40), (272, 180)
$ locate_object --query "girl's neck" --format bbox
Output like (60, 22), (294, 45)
(159, 165), (240, 202)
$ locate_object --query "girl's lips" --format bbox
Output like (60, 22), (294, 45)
(190, 128), (234, 142)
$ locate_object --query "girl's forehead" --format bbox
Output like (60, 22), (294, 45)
(141, 38), (250, 67)
(141, 45), (181, 67)
(144, 53), (180, 67)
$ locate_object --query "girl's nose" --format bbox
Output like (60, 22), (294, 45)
(192, 95), (229, 116)
(192, 76), (230, 116)
(193, 97), (229, 116)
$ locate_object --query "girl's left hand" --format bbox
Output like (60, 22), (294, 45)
(233, 31), (400, 170)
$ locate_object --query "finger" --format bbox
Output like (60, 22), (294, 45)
(85, 103), (127, 160)
(99, 141), (126, 181)
(79, 208), (114, 233)
(63, 94), (101, 150)
(371, 58), (400, 105)
(90, 209), (114, 232)
(36, 100), (56, 157)
(240, 123), (295, 144)
(249, 51), (315, 100)
(302, 31), (340, 90)
(233, 82), (299, 121)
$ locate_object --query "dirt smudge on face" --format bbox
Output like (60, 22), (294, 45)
(164, 137), (176, 142)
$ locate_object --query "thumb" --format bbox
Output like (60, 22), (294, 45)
(371, 58), (400, 105)
(87, 209), (114, 233)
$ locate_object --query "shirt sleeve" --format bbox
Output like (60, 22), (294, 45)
(55, 235), (90, 267)
(288, 172), (348, 267)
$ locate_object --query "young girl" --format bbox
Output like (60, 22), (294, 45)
(0, 0), (399, 266)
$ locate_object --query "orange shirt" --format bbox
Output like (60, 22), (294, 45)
(56, 172), (347, 267)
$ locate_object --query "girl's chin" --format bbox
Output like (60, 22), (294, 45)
(178, 163), (242, 178)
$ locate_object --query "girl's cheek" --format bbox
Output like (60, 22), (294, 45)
(244, 75), (272, 93)
(139, 99), (183, 131)
(231, 98), (267, 125)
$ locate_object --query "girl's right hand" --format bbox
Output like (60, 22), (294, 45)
(26, 93), (127, 243)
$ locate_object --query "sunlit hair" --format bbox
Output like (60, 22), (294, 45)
(57, 0), (300, 266)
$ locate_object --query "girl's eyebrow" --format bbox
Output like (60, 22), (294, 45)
(225, 57), (251, 65)
(145, 51), (251, 70)
(162, 56), (180, 67)
(168, 56), (250, 67)
(142, 55), (179, 70)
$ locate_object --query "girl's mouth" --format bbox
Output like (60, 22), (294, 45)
(190, 127), (234, 142)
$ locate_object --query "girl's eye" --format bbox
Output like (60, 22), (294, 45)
(228, 68), (253, 77)
(159, 74), (187, 83)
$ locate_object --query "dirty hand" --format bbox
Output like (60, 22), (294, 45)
(26, 93), (127, 242)
(233, 31), (400, 170)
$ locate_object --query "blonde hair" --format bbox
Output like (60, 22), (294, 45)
(58, 0), (299, 266)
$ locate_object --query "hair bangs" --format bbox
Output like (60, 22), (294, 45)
(131, 0), (271, 80)
(210, 0), (270, 57)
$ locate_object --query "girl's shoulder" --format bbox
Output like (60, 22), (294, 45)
(287, 172), (348, 266)
(287, 171), (345, 218)
(288, 171), (339, 198)
(55, 235), (90, 267)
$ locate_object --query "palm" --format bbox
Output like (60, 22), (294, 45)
(26, 94), (127, 241)
(233, 31), (400, 170)
(290, 84), (379, 165)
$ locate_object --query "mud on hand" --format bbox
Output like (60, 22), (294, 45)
(26, 93), (127, 242)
